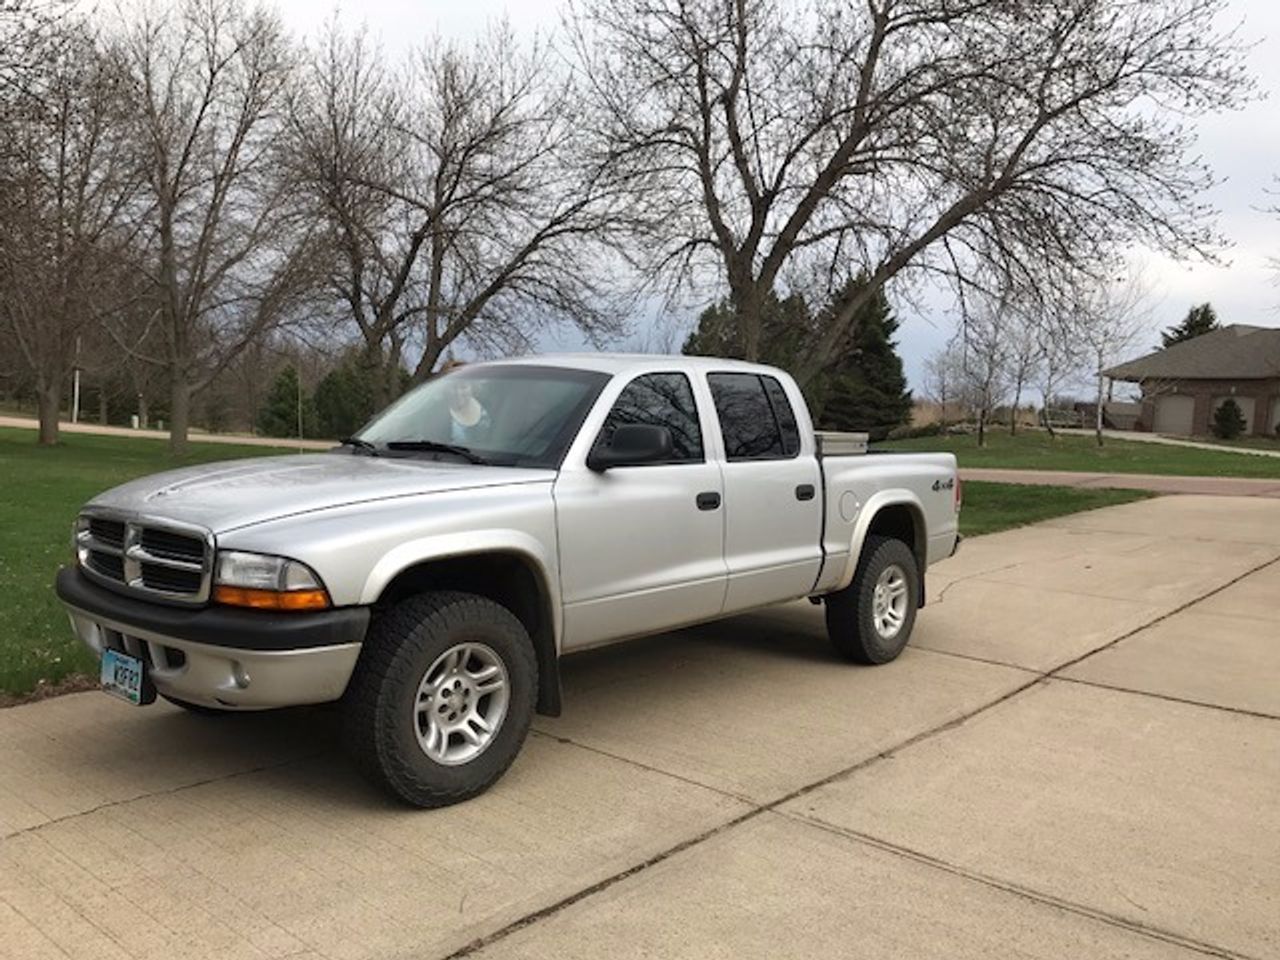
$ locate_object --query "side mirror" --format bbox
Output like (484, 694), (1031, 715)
(587, 424), (674, 471)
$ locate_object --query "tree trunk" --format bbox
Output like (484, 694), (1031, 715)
(138, 394), (149, 429)
(977, 407), (987, 448)
(169, 377), (191, 455)
(732, 281), (763, 361)
(1094, 376), (1105, 448)
(361, 341), (390, 411)
(1010, 380), (1023, 436)
(98, 387), (109, 425)
(36, 379), (61, 446)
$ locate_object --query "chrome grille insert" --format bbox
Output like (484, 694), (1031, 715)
(76, 512), (214, 605)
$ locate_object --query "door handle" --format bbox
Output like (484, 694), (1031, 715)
(795, 483), (816, 501)
(696, 491), (721, 511)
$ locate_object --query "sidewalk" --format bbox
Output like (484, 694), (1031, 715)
(0, 414), (332, 450)
(961, 466), (1280, 497)
(1054, 426), (1280, 458)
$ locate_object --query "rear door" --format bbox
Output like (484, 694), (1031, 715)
(554, 371), (727, 649)
(707, 371), (824, 613)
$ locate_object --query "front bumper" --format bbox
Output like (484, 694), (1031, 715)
(56, 567), (369, 710)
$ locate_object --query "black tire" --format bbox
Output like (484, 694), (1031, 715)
(161, 693), (234, 716)
(824, 535), (919, 665)
(344, 591), (537, 808)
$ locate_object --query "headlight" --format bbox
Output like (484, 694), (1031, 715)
(213, 551), (331, 611)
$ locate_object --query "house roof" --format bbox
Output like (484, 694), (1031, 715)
(1104, 325), (1280, 381)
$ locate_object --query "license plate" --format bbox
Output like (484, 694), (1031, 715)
(101, 649), (145, 705)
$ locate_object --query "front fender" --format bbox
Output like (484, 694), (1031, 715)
(358, 529), (563, 650)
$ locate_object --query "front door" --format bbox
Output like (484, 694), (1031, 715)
(554, 372), (727, 649)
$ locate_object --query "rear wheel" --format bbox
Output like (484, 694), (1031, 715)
(344, 591), (537, 807)
(824, 535), (919, 665)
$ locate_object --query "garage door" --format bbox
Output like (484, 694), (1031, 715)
(1153, 395), (1194, 435)
(1213, 396), (1255, 435)
(1271, 398), (1280, 434)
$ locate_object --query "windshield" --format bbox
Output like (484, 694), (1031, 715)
(355, 364), (610, 468)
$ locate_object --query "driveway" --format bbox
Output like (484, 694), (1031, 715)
(2, 496), (1278, 960)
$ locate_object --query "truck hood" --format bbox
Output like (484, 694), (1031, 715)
(87, 453), (555, 534)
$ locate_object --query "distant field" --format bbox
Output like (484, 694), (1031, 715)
(878, 429), (1280, 478)
(0, 427), (297, 702)
(0, 424), (1156, 704)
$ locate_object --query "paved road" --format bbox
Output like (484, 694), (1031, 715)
(961, 467), (1280, 497)
(0, 415), (332, 450)
(2, 496), (1278, 960)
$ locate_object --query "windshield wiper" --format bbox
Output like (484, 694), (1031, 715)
(338, 437), (380, 456)
(384, 440), (489, 465)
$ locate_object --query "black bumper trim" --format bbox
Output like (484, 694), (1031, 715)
(56, 567), (369, 652)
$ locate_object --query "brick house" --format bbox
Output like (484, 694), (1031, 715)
(1103, 325), (1280, 437)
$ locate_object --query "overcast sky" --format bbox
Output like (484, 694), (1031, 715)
(275, 0), (1280, 391)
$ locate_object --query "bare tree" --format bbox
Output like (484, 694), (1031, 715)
(958, 299), (1011, 448)
(923, 341), (965, 430)
(0, 18), (137, 444)
(572, 0), (1254, 387)
(1034, 310), (1084, 438)
(113, 0), (312, 453)
(285, 23), (625, 408)
(1073, 272), (1150, 447)
(1005, 313), (1040, 436)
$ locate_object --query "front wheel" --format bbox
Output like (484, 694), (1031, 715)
(824, 535), (919, 665)
(344, 591), (537, 807)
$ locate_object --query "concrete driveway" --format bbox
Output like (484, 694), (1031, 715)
(3, 495), (1278, 960)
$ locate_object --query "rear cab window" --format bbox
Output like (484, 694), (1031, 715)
(708, 372), (801, 460)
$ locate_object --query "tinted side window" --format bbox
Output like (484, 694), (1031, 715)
(762, 376), (801, 456)
(597, 373), (703, 461)
(708, 373), (784, 460)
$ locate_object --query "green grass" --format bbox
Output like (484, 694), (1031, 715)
(0, 424), (1158, 703)
(0, 427), (297, 701)
(958, 480), (1153, 537)
(878, 429), (1280, 478)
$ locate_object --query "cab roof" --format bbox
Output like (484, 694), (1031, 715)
(477, 352), (786, 379)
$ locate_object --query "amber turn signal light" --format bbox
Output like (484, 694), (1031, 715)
(212, 585), (331, 611)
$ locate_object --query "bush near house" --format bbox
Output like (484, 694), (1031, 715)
(1212, 398), (1247, 440)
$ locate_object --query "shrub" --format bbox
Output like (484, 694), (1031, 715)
(886, 421), (944, 440)
(1212, 398), (1246, 440)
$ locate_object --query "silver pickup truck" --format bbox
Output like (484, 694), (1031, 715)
(56, 355), (960, 806)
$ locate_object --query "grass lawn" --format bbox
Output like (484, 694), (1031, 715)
(0, 427), (298, 702)
(878, 429), (1280, 478)
(0, 424), (1154, 704)
(958, 481), (1153, 537)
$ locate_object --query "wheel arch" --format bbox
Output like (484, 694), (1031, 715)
(363, 536), (563, 716)
(838, 492), (928, 603)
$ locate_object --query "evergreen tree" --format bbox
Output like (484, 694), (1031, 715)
(315, 352), (378, 439)
(1212, 398), (1246, 440)
(683, 291), (811, 368)
(256, 366), (317, 438)
(1160, 303), (1219, 348)
(682, 279), (911, 439)
(814, 279), (912, 439)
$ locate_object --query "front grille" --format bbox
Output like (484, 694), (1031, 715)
(140, 562), (204, 594)
(77, 512), (213, 605)
(89, 550), (125, 580)
(140, 528), (204, 563)
(89, 518), (125, 549)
